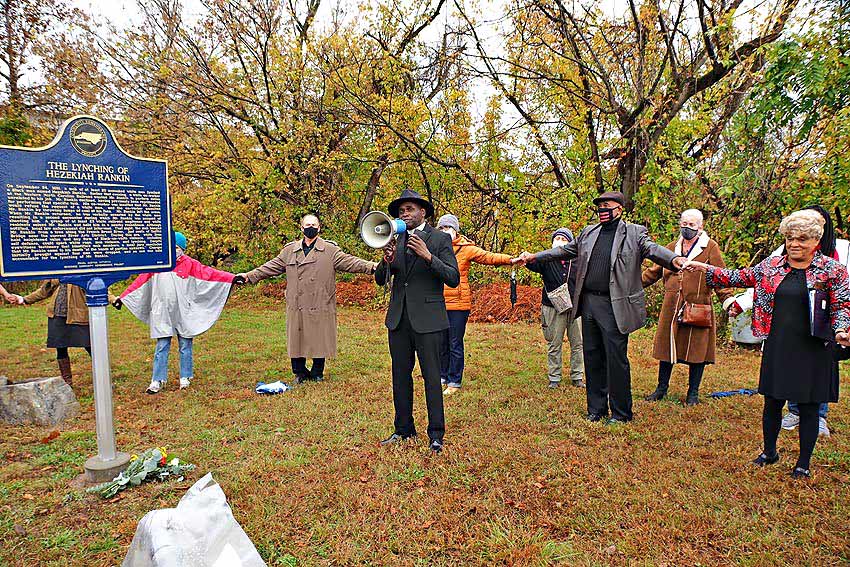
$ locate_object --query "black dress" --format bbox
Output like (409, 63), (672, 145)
(45, 284), (91, 349)
(759, 268), (835, 403)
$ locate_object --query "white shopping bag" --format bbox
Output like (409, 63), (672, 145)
(122, 473), (267, 567)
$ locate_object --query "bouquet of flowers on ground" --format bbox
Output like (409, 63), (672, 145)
(86, 447), (196, 498)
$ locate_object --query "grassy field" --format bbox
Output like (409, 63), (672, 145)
(1, 289), (849, 566)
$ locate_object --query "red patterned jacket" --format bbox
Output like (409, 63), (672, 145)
(705, 252), (850, 339)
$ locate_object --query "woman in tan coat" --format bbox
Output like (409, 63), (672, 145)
(436, 214), (512, 394)
(642, 209), (734, 404)
(9, 280), (92, 386)
(239, 214), (377, 383)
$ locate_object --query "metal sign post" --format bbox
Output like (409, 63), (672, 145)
(65, 275), (131, 480)
(0, 116), (173, 483)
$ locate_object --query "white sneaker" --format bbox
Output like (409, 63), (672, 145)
(781, 412), (800, 430)
(443, 386), (460, 395)
(819, 417), (830, 437)
(146, 380), (163, 394)
(179, 377), (191, 390)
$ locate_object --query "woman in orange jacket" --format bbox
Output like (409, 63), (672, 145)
(437, 214), (513, 394)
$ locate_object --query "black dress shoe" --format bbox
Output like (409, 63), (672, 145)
(752, 452), (780, 466)
(790, 466), (811, 479)
(293, 373), (309, 385)
(311, 374), (324, 382)
(644, 388), (667, 401)
(585, 413), (605, 422)
(429, 439), (443, 453)
(606, 417), (629, 425)
(685, 393), (700, 406)
(380, 433), (416, 446)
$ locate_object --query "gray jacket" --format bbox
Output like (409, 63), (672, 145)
(533, 220), (680, 334)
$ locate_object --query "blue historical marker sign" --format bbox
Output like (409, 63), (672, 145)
(0, 115), (173, 281)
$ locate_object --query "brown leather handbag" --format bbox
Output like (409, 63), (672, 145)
(676, 274), (713, 327)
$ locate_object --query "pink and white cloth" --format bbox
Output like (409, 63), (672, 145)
(120, 255), (234, 339)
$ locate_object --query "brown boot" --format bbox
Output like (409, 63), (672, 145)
(57, 358), (73, 386)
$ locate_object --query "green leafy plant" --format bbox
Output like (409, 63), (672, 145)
(86, 448), (195, 499)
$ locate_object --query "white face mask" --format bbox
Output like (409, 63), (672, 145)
(176, 247), (185, 259)
(440, 227), (457, 240)
(552, 238), (568, 248)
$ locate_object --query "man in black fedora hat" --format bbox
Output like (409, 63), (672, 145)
(375, 189), (460, 453)
(513, 191), (687, 424)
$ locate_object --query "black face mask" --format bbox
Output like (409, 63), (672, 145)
(597, 206), (619, 224)
(680, 227), (699, 241)
(303, 227), (319, 239)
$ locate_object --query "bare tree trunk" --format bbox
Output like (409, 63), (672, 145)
(3, 0), (21, 113)
(617, 136), (649, 207)
(355, 152), (389, 231)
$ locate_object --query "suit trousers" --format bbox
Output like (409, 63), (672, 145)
(291, 357), (325, 377)
(581, 293), (633, 421)
(389, 308), (446, 440)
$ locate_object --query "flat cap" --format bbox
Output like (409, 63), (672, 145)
(592, 191), (626, 207)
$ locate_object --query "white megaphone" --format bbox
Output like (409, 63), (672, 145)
(360, 211), (407, 248)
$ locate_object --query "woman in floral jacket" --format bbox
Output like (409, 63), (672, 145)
(688, 210), (850, 479)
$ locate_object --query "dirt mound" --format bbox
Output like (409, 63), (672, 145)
(260, 276), (379, 308)
(469, 283), (540, 324)
(260, 278), (541, 323)
(260, 281), (287, 299)
(336, 279), (380, 307)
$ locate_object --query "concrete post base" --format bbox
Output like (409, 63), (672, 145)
(84, 452), (131, 483)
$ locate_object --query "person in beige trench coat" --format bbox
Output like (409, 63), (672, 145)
(641, 209), (734, 405)
(239, 214), (377, 383)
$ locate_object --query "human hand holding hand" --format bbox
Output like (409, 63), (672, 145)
(684, 260), (710, 272)
(232, 274), (247, 285)
(11, 294), (25, 305)
(112, 297), (123, 310)
(511, 251), (535, 266)
(836, 331), (850, 347)
(407, 233), (432, 262)
(672, 256), (688, 270)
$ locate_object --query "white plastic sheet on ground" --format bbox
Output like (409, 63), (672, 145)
(730, 292), (761, 345)
(122, 473), (267, 567)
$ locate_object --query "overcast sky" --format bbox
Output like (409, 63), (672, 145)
(71, 0), (661, 32)
(60, 0), (808, 134)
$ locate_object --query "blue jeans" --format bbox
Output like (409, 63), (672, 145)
(440, 310), (470, 388)
(788, 401), (828, 419)
(152, 336), (193, 383)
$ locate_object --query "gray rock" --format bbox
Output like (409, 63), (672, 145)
(0, 376), (80, 426)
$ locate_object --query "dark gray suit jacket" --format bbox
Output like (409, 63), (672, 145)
(533, 220), (680, 334)
(375, 224), (460, 333)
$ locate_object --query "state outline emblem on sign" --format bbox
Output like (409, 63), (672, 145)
(0, 114), (173, 281)
(70, 118), (107, 157)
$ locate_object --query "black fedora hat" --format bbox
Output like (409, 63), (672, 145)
(388, 189), (435, 218)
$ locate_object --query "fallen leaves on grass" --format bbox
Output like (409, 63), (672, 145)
(2, 304), (849, 565)
(40, 431), (60, 444)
